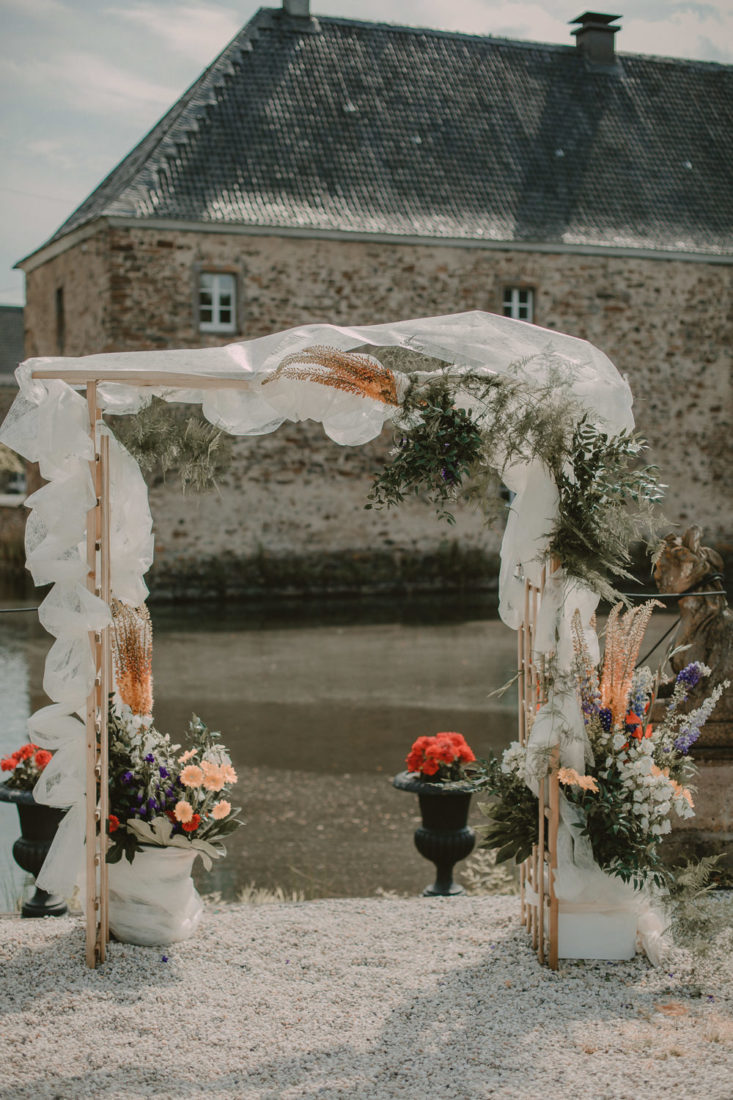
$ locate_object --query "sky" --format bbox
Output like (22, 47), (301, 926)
(1, 0), (732, 307)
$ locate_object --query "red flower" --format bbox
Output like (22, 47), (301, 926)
(34, 750), (52, 769)
(182, 814), (201, 833)
(1, 757), (16, 772)
(624, 712), (653, 741)
(108, 815), (120, 833)
(406, 732), (476, 778)
(16, 744), (37, 761)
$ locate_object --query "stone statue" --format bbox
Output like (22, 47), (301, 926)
(654, 526), (732, 754)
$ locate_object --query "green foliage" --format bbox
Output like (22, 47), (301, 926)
(108, 397), (232, 493)
(563, 766), (670, 890)
(366, 378), (485, 523)
(549, 419), (666, 603)
(366, 367), (665, 601)
(664, 856), (726, 955)
(470, 756), (540, 866)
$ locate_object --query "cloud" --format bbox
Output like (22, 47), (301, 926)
(0, 52), (178, 121)
(112, 2), (242, 63)
(0, 0), (67, 13)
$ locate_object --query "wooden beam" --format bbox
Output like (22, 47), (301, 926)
(31, 370), (258, 389)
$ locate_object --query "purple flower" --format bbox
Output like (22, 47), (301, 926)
(674, 727), (701, 755)
(676, 663), (704, 690)
(159, 766), (169, 778)
(147, 797), (158, 810)
(136, 792), (144, 804)
(144, 754), (155, 764)
(122, 771), (134, 784)
(598, 708), (613, 732)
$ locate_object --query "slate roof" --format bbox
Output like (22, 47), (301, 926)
(0, 306), (23, 383)
(33, 7), (733, 258)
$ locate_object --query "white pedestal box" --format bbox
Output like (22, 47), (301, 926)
(546, 906), (638, 960)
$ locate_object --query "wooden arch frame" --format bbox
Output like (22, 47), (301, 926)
(32, 363), (561, 969)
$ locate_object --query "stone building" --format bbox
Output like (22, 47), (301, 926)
(14, 5), (733, 596)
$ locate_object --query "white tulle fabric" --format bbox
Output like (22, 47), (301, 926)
(1, 311), (648, 945)
(108, 847), (204, 945)
(28, 704), (88, 900)
(0, 368), (154, 898)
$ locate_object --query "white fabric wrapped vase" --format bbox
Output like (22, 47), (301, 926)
(108, 846), (204, 946)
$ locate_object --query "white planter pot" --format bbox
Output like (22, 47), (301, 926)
(108, 845), (204, 946)
(547, 905), (638, 960)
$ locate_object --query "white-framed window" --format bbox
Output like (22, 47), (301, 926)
(502, 286), (534, 322)
(198, 272), (237, 333)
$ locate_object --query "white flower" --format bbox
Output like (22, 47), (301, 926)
(501, 741), (526, 775)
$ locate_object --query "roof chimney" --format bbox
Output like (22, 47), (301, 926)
(282, 0), (310, 15)
(570, 12), (621, 64)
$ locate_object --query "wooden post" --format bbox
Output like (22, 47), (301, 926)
(84, 386), (110, 968)
(517, 620), (526, 924)
(518, 560), (564, 969)
(548, 748), (560, 970)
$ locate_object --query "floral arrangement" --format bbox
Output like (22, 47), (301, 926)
(107, 701), (242, 868)
(406, 732), (476, 782)
(0, 743), (53, 791)
(477, 602), (729, 889)
(106, 599), (242, 867)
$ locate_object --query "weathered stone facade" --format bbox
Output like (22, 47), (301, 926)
(20, 224), (733, 593)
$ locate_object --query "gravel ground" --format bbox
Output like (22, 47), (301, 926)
(0, 895), (732, 1100)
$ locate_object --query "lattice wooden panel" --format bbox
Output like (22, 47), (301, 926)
(517, 566), (560, 969)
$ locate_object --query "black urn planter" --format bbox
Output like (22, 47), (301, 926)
(0, 783), (68, 918)
(393, 770), (476, 896)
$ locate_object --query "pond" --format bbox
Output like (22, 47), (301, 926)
(0, 587), (678, 909)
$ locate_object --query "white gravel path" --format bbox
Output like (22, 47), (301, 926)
(0, 895), (731, 1100)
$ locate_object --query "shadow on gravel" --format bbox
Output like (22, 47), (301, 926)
(0, 921), (183, 1018)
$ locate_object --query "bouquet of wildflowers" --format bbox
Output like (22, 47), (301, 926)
(107, 701), (242, 867)
(1, 743), (53, 791)
(106, 600), (242, 867)
(479, 601), (728, 888)
(406, 732), (476, 782)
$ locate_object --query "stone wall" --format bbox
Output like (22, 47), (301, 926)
(21, 225), (733, 592)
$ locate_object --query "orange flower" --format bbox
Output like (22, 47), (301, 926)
(112, 600), (153, 717)
(179, 764), (204, 788)
(599, 601), (662, 726)
(174, 800), (194, 824)
(201, 761), (225, 792)
(557, 767), (599, 793)
(212, 800), (231, 820)
(220, 764), (238, 784)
